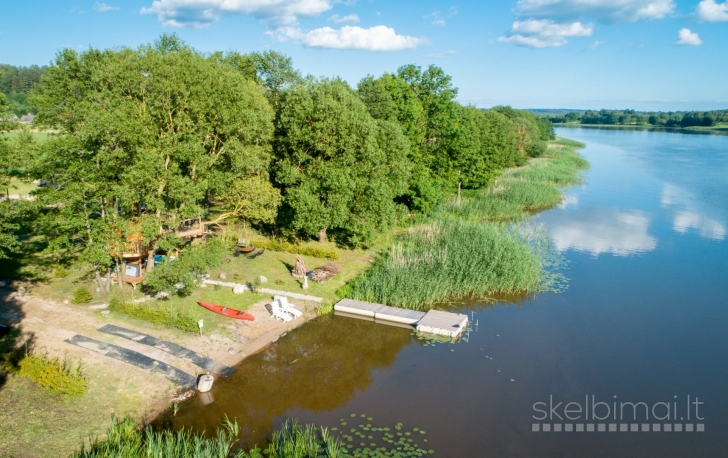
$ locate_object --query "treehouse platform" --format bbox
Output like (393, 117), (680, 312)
(333, 299), (468, 339)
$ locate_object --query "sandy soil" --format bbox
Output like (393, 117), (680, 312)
(1, 289), (317, 442)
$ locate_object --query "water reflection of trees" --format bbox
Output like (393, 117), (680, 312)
(162, 314), (413, 446)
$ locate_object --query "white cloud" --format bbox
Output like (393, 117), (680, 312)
(696, 0), (728, 22)
(498, 19), (593, 48)
(328, 13), (359, 24)
(549, 210), (657, 256)
(431, 19), (446, 26)
(280, 25), (428, 51)
(141, 0), (334, 28)
(424, 10), (447, 26)
(589, 39), (605, 49)
(515, 0), (675, 22)
(676, 28), (702, 45)
(423, 50), (458, 58)
(94, 2), (119, 12)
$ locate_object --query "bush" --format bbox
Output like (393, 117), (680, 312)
(17, 351), (88, 399)
(53, 265), (68, 278)
(72, 286), (93, 304)
(253, 239), (340, 260)
(108, 295), (198, 333)
(144, 238), (231, 296)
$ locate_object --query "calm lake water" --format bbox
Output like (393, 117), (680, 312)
(164, 127), (728, 457)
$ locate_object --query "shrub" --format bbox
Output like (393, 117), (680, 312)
(72, 286), (93, 304)
(18, 351), (88, 399)
(253, 239), (340, 260)
(144, 237), (231, 296)
(53, 265), (68, 278)
(108, 296), (198, 333)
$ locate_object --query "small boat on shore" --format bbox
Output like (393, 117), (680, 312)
(197, 301), (255, 321)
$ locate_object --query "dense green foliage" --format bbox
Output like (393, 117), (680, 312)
(17, 352), (88, 399)
(547, 108), (728, 128)
(0, 34), (557, 299)
(143, 238), (230, 296)
(0, 64), (46, 116)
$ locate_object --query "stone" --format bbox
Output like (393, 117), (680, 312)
(63, 300), (69, 305)
(219, 272), (227, 280)
(228, 347), (238, 355)
(18, 286), (26, 294)
(101, 310), (110, 315)
(258, 275), (268, 283)
(0, 281), (6, 288)
(233, 286), (246, 294)
(200, 282), (207, 288)
(302, 277), (309, 290)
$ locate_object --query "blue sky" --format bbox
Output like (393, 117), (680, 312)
(2, 0), (727, 110)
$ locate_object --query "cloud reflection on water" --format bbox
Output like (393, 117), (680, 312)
(661, 184), (726, 240)
(549, 209), (657, 256)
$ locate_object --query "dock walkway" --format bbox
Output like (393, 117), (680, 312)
(334, 299), (468, 339)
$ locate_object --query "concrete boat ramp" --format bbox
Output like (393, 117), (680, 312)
(334, 299), (468, 339)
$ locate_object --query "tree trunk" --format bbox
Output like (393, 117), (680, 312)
(121, 260), (127, 282)
(94, 265), (104, 291)
(105, 268), (111, 292)
(318, 228), (327, 244)
(457, 181), (461, 205)
(147, 250), (155, 273)
(115, 259), (123, 288)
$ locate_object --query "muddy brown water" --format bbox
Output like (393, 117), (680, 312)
(159, 127), (728, 457)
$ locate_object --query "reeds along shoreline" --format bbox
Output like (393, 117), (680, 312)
(342, 140), (589, 310)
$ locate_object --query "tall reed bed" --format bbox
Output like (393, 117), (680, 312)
(343, 141), (587, 309)
(72, 418), (342, 458)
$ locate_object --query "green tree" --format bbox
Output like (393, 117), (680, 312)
(30, 35), (275, 283)
(274, 79), (411, 246)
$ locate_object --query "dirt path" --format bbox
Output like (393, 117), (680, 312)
(0, 290), (316, 457)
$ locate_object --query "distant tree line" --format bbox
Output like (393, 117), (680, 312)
(547, 108), (728, 128)
(0, 64), (47, 117)
(0, 34), (553, 271)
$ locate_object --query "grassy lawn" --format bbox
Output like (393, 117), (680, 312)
(0, 366), (153, 458)
(2, 130), (55, 143)
(4, 177), (37, 196)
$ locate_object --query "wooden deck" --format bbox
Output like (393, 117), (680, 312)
(334, 299), (468, 338)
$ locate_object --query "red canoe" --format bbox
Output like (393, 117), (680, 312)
(197, 301), (255, 321)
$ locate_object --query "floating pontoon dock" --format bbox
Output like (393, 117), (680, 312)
(334, 299), (468, 339)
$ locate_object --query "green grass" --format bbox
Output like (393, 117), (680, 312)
(342, 220), (547, 309)
(2, 130), (55, 143)
(343, 139), (587, 309)
(4, 177), (37, 196)
(552, 137), (586, 148)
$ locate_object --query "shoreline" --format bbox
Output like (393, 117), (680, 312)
(554, 123), (728, 135)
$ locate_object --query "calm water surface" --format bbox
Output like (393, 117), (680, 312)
(165, 127), (728, 457)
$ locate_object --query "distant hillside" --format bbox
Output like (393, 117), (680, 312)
(0, 64), (47, 116)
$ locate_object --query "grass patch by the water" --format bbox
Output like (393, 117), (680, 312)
(344, 140), (586, 309)
(342, 220), (548, 309)
(71, 417), (343, 458)
(552, 137), (586, 149)
(17, 352), (88, 399)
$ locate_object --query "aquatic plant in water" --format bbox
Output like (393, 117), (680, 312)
(335, 414), (434, 457)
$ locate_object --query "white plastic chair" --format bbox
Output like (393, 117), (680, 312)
(271, 299), (293, 322)
(274, 295), (302, 318)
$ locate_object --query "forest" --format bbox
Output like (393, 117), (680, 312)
(546, 108), (728, 128)
(0, 64), (46, 117)
(0, 35), (553, 283)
